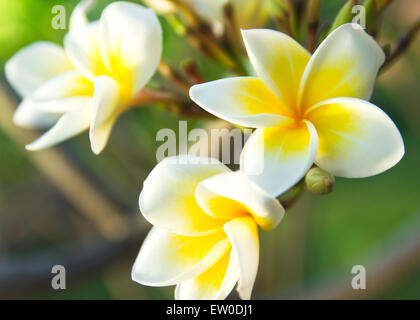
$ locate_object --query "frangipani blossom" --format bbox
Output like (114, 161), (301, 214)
(190, 24), (405, 197)
(132, 156), (284, 299)
(144, 0), (271, 35)
(5, 1), (162, 154)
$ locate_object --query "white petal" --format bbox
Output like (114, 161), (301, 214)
(242, 29), (310, 113)
(306, 97), (405, 177)
(99, 1), (162, 94)
(241, 121), (319, 197)
(190, 77), (294, 128)
(69, 0), (95, 31)
(139, 156), (230, 236)
(5, 41), (73, 97)
(175, 249), (240, 300)
(298, 23), (385, 112)
(64, 21), (103, 80)
(132, 227), (231, 287)
(224, 217), (259, 300)
(27, 71), (93, 113)
(196, 171), (285, 231)
(13, 100), (60, 129)
(26, 99), (92, 151)
(89, 76), (120, 154)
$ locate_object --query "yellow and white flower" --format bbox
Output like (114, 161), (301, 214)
(144, 0), (271, 35)
(132, 155), (284, 299)
(5, 1), (162, 154)
(190, 24), (405, 197)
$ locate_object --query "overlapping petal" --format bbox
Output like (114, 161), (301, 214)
(24, 71), (93, 113)
(69, 0), (94, 31)
(241, 121), (318, 197)
(89, 76), (120, 154)
(132, 227), (231, 286)
(139, 156), (230, 236)
(64, 21), (104, 80)
(5, 41), (73, 97)
(25, 99), (93, 151)
(306, 97), (405, 177)
(99, 1), (162, 96)
(13, 100), (60, 129)
(190, 77), (294, 128)
(196, 171), (284, 231)
(242, 29), (310, 113)
(223, 217), (259, 300)
(13, 71), (93, 129)
(298, 23), (385, 112)
(175, 249), (240, 300)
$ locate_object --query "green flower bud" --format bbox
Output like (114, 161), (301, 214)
(305, 167), (335, 195)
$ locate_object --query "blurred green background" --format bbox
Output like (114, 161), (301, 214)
(0, 0), (418, 299)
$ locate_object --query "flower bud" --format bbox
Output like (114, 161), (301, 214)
(304, 167), (335, 195)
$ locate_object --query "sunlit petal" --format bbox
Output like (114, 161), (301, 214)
(241, 121), (318, 197)
(89, 76), (120, 154)
(298, 23), (385, 112)
(26, 71), (93, 113)
(5, 41), (73, 97)
(64, 21), (104, 80)
(306, 97), (404, 177)
(175, 249), (240, 300)
(132, 227), (231, 286)
(25, 98), (92, 151)
(190, 77), (294, 128)
(13, 100), (60, 129)
(139, 156), (230, 236)
(196, 171), (285, 231)
(69, 0), (95, 31)
(224, 217), (259, 300)
(99, 1), (162, 96)
(242, 29), (310, 113)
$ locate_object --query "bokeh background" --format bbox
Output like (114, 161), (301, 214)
(0, 0), (419, 299)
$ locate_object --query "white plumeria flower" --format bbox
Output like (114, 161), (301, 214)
(144, 0), (271, 35)
(132, 155), (284, 300)
(5, 1), (162, 154)
(190, 24), (405, 197)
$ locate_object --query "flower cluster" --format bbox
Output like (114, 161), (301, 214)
(132, 156), (284, 299)
(6, 1), (161, 154)
(5, 1), (405, 300)
(191, 24), (404, 197)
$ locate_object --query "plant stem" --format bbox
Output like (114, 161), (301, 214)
(380, 19), (420, 74)
(305, 0), (322, 53)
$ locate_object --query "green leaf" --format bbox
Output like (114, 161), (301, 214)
(328, 0), (357, 35)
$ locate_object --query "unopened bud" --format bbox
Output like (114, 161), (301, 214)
(305, 167), (335, 195)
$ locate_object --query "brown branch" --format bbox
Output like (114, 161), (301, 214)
(182, 60), (205, 84)
(380, 19), (420, 74)
(158, 61), (191, 95)
(305, 0), (322, 53)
